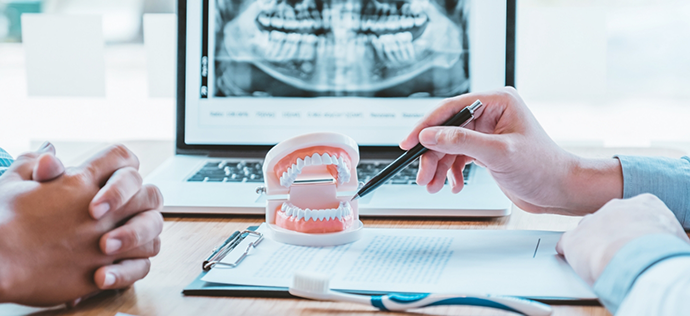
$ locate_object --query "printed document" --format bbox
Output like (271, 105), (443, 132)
(202, 224), (596, 299)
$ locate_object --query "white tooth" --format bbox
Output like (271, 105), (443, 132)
(381, 34), (401, 64)
(281, 203), (288, 212)
(322, 153), (332, 164)
(296, 158), (305, 169)
(338, 157), (345, 166)
(336, 207), (342, 219)
(410, 0), (429, 14)
(386, 15), (400, 31)
(395, 32), (411, 61)
(271, 16), (285, 29)
(299, 19), (312, 30)
(268, 30), (287, 61)
(258, 13), (271, 27)
(372, 20), (385, 32)
(370, 34), (386, 60)
(304, 155), (312, 166)
(361, 18), (371, 31)
(282, 32), (301, 61)
(311, 154), (322, 165)
(401, 16), (414, 29)
(297, 34), (314, 60)
(414, 15), (427, 27)
(401, 3), (411, 15)
(305, 209), (312, 221)
(317, 211), (325, 221)
(285, 19), (299, 30)
(330, 209), (337, 220)
(296, 209), (305, 221)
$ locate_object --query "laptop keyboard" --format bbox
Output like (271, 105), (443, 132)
(187, 160), (472, 185)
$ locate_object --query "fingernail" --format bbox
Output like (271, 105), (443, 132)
(103, 272), (116, 288)
(67, 297), (81, 308)
(105, 238), (122, 254)
(92, 202), (110, 219)
(39, 141), (52, 151)
(419, 129), (438, 146)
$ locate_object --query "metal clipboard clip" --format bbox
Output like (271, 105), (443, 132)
(202, 230), (264, 271)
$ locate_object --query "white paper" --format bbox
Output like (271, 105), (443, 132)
(203, 224), (596, 299)
(143, 14), (176, 98)
(21, 14), (106, 97)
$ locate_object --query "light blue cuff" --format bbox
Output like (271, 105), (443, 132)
(593, 234), (690, 314)
(0, 167), (7, 177)
(616, 155), (690, 229)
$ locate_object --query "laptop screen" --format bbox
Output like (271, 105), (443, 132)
(182, 0), (513, 147)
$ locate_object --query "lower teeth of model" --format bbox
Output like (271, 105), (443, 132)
(281, 201), (352, 221)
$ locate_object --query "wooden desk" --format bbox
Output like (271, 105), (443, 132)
(8, 141), (689, 316)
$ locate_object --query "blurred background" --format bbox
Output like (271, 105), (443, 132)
(0, 0), (689, 156)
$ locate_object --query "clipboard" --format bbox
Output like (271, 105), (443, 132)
(182, 225), (599, 305)
(183, 226), (292, 297)
(183, 226), (389, 298)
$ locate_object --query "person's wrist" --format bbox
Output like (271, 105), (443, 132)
(563, 156), (624, 214)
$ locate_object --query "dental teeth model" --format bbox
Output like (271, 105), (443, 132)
(262, 132), (363, 246)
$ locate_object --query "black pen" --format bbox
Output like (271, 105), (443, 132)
(351, 100), (483, 201)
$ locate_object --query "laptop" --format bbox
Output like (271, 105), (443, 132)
(145, 0), (515, 216)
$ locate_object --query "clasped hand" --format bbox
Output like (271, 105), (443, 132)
(0, 143), (163, 306)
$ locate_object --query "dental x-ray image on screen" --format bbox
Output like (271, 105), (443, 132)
(214, 0), (470, 97)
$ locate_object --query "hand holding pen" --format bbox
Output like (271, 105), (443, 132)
(352, 100), (483, 201)
(398, 87), (619, 217)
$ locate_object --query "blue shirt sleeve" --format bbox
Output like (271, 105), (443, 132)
(617, 155), (690, 229)
(0, 147), (14, 176)
(594, 234), (690, 314)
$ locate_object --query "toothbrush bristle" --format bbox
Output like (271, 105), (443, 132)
(291, 271), (331, 294)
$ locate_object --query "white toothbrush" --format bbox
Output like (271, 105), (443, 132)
(289, 272), (552, 316)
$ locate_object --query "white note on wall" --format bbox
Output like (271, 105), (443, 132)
(143, 14), (176, 98)
(21, 14), (106, 97)
(203, 224), (596, 299)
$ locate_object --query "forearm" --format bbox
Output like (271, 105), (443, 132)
(617, 256), (690, 315)
(562, 156), (624, 214)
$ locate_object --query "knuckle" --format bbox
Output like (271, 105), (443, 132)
(108, 144), (140, 168)
(152, 211), (164, 233)
(16, 152), (38, 161)
(502, 86), (518, 95)
(447, 129), (466, 144)
(152, 237), (162, 256)
(122, 227), (142, 248)
(142, 259), (152, 275)
(494, 138), (514, 156)
(122, 166), (143, 184)
(145, 185), (164, 208)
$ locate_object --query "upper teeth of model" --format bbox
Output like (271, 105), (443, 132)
(279, 153), (351, 187)
(281, 201), (352, 221)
